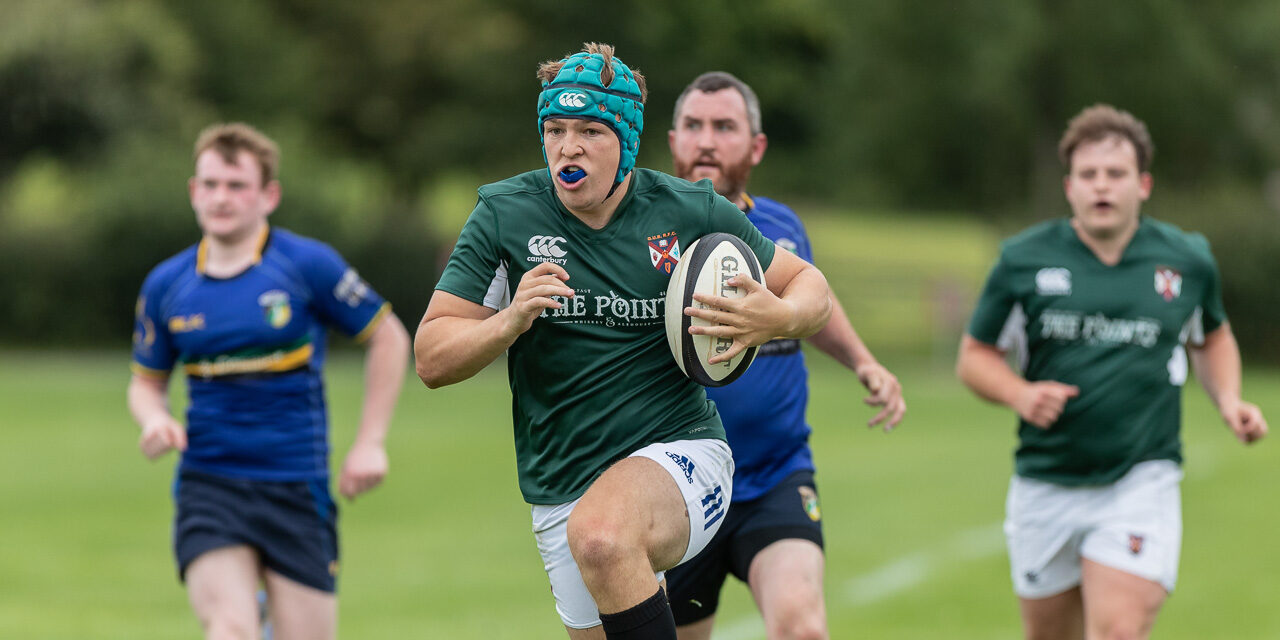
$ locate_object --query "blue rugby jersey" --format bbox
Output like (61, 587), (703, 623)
(131, 226), (390, 481)
(706, 194), (816, 502)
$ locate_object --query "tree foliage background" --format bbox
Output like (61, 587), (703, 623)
(2, 0), (1278, 357)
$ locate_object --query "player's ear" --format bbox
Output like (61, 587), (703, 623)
(262, 179), (282, 214)
(750, 133), (768, 166)
(1138, 172), (1153, 201)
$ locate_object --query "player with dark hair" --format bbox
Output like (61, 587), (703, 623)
(414, 44), (834, 640)
(665, 71), (905, 640)
(957, 104), (1267, 640)
(129, 122), (410, 640)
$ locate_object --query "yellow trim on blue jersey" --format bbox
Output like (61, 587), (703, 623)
(196, 224), (271, 275)
(130, 362), (171, 380)
(740, 193), (755, 212)
(182, 342), (313, 378)
(353, 303), (392, 344)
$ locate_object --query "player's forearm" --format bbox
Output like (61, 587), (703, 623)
(956, 337), (1027, 408)
(414, 312), (522, 388)
(806, 293), (875, 371)
(1190, 325), (1243, 412)
(356, 316), (410, 446)
(127, 375), (174, 429)
(775, 265), (832, 339)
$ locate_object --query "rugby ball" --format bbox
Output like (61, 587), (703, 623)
(664, 233), (766, 387)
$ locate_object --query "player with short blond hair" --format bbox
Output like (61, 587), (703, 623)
(128, 122), (410, 640)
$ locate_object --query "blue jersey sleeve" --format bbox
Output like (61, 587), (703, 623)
(707, 195), (776, 270)
(131, 274), (177, 378)
(300, 241), (390, 342)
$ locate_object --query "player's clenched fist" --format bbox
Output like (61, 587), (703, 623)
(139, 417), (187, 460)
(1014, 381), (1079, 429)
(503, 262), (574, 335)
(1221, 399), (1268, 445)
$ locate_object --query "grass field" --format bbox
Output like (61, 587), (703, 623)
(3, 211), (1277, 638)
(1, 349), (1277, 639)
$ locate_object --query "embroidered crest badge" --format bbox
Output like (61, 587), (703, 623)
(1129, 534), (1145, 555)
(1154, 266), (1182, 301)
(648, 232), (681, 273)
(259, 290), (292, 329)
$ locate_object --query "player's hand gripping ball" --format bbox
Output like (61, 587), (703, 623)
(664, 233), (765, 387)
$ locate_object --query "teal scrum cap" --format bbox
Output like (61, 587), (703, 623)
(537, 50), (645, 193)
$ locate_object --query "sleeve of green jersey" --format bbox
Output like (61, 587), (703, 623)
(1192, 233), (1227, 335)
(967, 253), (1018, 345)
(435, 197), (505, 307)
(706, 194), (775, 270)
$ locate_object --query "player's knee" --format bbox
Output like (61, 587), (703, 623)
(197, 612), (257, 640)
(566, 515), (632, 574)
(1089, 618), (1148, 640)
(765, 604), (828, 640)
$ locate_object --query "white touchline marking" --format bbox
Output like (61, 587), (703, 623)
(711, 523), (1004, 640)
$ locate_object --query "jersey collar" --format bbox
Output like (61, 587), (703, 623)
(196, 224), (271, 276)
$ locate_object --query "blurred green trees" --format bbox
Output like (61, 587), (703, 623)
(2, 0), (1277, 357)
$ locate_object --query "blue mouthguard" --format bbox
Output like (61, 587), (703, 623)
(559, 168), (587, 183)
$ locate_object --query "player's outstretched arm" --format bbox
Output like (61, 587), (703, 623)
(127, 374), (187, 460)
(415, 262), (574, 388)
(689, 249), (831, 364)
(806, 294), (905, 430)
(1189, 323), (1268, 444)
(956, 335), (1078, 429)
(340, 314), (410, 500)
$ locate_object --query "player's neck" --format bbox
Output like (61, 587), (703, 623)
(201, 223), (268, 278)
(1070, 217), (1139, 266)
(564, 174), (632, 230)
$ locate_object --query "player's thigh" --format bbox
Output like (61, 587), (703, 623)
(185, 545), (262, 634)
(572, 439), (733, 571)
(1018, 588), (1084, 640)
(263, 569), (336, 640)
(1080, 560), (1166, 640)
(1004, 474), (1092, 599)
(570, 455), (689, 569)
(566, 625), (607, 640)
(1079, 460), (1183, 595)
(676, 615), (716, 640)
(747, 539), (825, 619)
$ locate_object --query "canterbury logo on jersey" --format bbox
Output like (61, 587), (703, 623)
(526, 235), (568, 264)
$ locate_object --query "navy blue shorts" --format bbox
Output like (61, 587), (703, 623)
(173, 469), (339, 593)
(666, 469), (824, 624)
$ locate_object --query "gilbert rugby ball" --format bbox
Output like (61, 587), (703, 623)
(664, 233), (766, 387)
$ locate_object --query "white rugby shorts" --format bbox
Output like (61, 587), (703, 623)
(1004, 459), (1183, 599)
(530, 438), (734, 629)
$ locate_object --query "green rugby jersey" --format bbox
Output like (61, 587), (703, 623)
(436, 168), (776, 504)
(968, 216), (1225, 486)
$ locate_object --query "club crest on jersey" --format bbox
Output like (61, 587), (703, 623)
(1035, 267), (1072, 296)
(258, 290), (292, 329)
(1129, 534), (1145, 555)
(647, 231), (681, 273)
(798, 486), (821, 522)
(1154, 266), (1182, 301)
